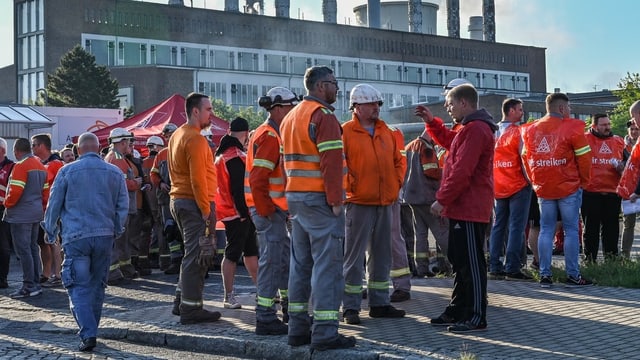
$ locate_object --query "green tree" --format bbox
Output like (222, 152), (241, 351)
(43, 45), (120, 108)
(610, 72), (640, 136)
(211, 98), (266, 130)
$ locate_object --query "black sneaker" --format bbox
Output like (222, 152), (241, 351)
(343, 309), (361, 324)
(447, 321), (487, 333)
(565, 275), (593, 287)
(390, 289), (411, 302)
(310, 334), (356, 351)
(288, 332), (311, 347)
(506, 272), (533, 281)
(539, 276), (553, 288)
(488, 271), (506, 280)
(255, 319), (288, 335)
(369, 305), (405, 318)
(78, 337), (97, 352)
(430, 313), (456, 326)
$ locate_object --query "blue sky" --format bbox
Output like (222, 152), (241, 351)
(0, 0), (637, 93)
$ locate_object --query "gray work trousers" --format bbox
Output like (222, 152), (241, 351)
(343, 203), (392, 310)
(390, 201), (411, 292)
(286, 193), (344, 344)
(409, 204), (449, 275)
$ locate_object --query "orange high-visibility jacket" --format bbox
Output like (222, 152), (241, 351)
(521, 115), (592, 199)
(493, 122), (529, 199)
(342, 117), (405, 205)
(584, 131), (624, 194)
(245, 119), (288, 216)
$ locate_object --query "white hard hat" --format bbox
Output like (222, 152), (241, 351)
(108, 127), (133, 144)
(349, 83), (383, 108)
(132, 149), (141, 159)
(442, 78), (473, 95)
(200, 128), (213, 137)
(259, 87), (299, 109)
(162, 123), (178, 134)
(146, 135), (164, 147)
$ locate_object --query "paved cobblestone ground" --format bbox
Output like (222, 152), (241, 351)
(2, 232), (640, 359)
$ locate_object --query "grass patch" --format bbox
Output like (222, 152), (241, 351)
(526, 257), (640, 288)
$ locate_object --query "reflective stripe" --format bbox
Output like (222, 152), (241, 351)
(286, 169), (322, 178)
(415, 252), (429, 259)
(109, 263), (120, 271)
(422, 163), (438, 170)
(279, 289), (288, 298)
(9, 179), (25, 188)
(269, 190), (285, 198)
(367, 280), (389, 290)
(253, 158), (275, 170)
(169, 244), (182, 252)
(288, 302), (308, 313)
(575, 145), (591, 156)
(119, 259), (132, 266)
(399, 149), (407, 156)
(317, 140), (343, 153)
(284, 153), (320, 163)
(181, 298), (203, 307)
(313, 310), (339, 321)
(344, 283), (362, 294)
(390, 267), (411, 278)
(257, 295), (275, 308)
(269, 177), (284, 185)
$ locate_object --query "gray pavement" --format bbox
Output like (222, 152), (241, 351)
(2, 244), (640, 359)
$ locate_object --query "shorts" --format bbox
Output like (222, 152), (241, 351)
(223, 217), (258, 263)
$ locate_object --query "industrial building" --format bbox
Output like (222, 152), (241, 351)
(3, 0), (551, 122)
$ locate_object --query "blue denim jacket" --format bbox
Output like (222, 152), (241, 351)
(43, 152), (129, 243)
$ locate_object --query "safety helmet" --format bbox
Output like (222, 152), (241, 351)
(108, 127), (134, 144)
(258, 87), (300, 109)
(146, 135), (164, 147)
(162, 123), (178, 134)
(200, 128), (213, 137)
(132, 149), (141, 159)
(442, 78), (473, 95)
(349, 83), (383, 109)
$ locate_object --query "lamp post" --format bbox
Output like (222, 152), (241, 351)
(36, 88), (48, 106)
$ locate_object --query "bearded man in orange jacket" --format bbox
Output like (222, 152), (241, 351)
(341, 84), (406, 326)
(581, 114), (624, 262)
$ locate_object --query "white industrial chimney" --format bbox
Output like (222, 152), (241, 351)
(468, 16), (483, 40)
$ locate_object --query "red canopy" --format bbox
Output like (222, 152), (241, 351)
(92, 94), (228, 154)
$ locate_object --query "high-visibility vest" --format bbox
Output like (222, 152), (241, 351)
(244, 120), (288, 211)
(281, 100), (330, 193)
(215, 146), (246, 221)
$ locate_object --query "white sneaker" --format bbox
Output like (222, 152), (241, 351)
(224, 293), (242, 309)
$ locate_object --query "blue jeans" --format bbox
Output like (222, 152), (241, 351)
(489, 186), (532, 274)
(61, 236), (114, 340)
(10, 222), (41, 291)
(538, 189), (582, 278)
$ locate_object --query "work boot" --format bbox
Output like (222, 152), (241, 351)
(255, 318), (288, 335)
(164, 258), (182, 275)
(135, 256), (152, 276)
(172, 292), (181, 316)
(369, 305), (405, 318)
(159, 255), (171, 271)
(179, 305), (221, 325)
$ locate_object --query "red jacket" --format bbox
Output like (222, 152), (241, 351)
(493, 121), (529, 199)
(342, 117), (405, 205)
(584, 130), (624, 193)
(521, 114), (592, 199)
(426, 110), (497, 223)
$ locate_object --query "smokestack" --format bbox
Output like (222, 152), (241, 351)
(483, 0), (496, 42)
(322, 0), (337, 23)
(225, 0), (239, 12)
(367, 0), (381, 28)
(168, 0), (184, 6)
(245, 0), (264, 15)
(408, 0), (422, 33)
(274, 0), (290, 18)
(446, 0), (460, 38)
(468, 16), (483, 40)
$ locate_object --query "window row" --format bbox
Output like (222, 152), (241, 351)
(17, 0), (44, 35)
(86, 39), (529, 92)
(18, 34), (44, 71)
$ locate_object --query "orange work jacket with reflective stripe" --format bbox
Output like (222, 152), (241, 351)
(215, 146), (246, 221)
(583, 130), (624, 194)
(521, 114), (592, 199)
(245, 119), (288, 216)
(281, 99), (345, 206)
(343, 117), (405, 205)
(493, 121), (529, 199)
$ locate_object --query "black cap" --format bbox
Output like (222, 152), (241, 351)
(230, 117), (249, 132)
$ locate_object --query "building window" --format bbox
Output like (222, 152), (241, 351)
(425, 68), (442, 85)
(500, 74), (515, 90)
(238, 51), (258, 71)
(339, 60), (357, 79)
(404, 66), (422, 83)
(464, 71), (481, 87)
(231, 83), (258, 106)
(264, 54), (286, 73)
(290, 56), (308, 75)
(118, 41), (146, 66)
(383, 65), (401, 82)
(362, 63), (379, 80)
(181, 47), (202, 67)
(483, 73), (498, 89)
(444, 70), (460, 83)
(151, 44), (176, 65)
